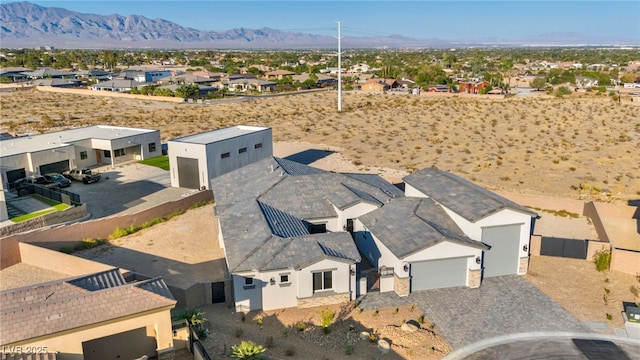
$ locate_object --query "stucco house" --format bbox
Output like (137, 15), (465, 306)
(403, 168), (537, 279)
(0, 243), (177, 360)
(211, 152), (537, 307)
(211, 157), (406, 311)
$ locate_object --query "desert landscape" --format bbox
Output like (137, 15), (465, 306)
(1, 88), (639, 203)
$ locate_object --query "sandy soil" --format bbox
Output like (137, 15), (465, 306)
(525, 255), (640, 331)
(1, 89), (638, 203)
(200, 302), (450, 360)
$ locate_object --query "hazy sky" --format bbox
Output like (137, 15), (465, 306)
(15, 1), (640, 41)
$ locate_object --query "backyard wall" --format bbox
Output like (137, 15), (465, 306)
(35, 86), (184, 103)
(0, 204), (87, 238)
(0, 190), (213, 269)
(611, 249), (640, 275)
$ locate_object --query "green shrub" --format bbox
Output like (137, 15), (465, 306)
(108, 227), (129, 240)
(321, 308), (335, 333)
(296, 321), (306, 332)
(256, 317), (263, 326)
(344, 343), (355, 355)
(230, 341), (266, 359)
(593, 249), (611, 272)
(418, 315), (425, 324)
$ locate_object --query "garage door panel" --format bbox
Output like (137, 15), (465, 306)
(482, 224), (521, 277)
(39, 160), (70, 175)
(411, 257), (467, 291)
(176, 156), (200, 189)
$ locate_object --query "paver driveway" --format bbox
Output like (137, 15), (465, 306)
(358, 275), (591, 349)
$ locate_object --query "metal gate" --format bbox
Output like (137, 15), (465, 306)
(211, 282), (225, 304)
(540, 237), (587, 259)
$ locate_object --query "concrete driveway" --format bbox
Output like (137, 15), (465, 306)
(65, 162), (195, 219)
(357, 275), (591, 350)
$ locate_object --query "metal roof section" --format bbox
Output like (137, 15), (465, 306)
(404, 168), (537, 222)
(67, 268), (126, 291)
(274, 157), (327, 176)
(172, 125), (269, 145)
(258, 200), (310, 238)
(0, 125), (158, 157)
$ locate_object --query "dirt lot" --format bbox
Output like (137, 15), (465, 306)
(526, 255), (640, 330)
(1, 89), (639, 204)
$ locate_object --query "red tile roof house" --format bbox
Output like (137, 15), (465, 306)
(458, 80), (490, 94)
(0, 243), (178, 360)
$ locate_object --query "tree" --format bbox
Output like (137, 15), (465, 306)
(530, 77), (547, 90)
(174, 84), (200, 99)
(153, 88), (173, 97)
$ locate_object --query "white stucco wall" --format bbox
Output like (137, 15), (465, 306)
(232, 273), (263, 312)
(332, 202), (379, 231)
(260, 268), (298, 311)
(442, 207), (532, 273)
(404, 183), (428, 198)
(307, 216), (339, 232)
(168, 141), (208, 188)
(297, 259), (353, 300)
(354, 220), (404, 279)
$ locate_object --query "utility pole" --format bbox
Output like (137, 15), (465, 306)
(336, 21), (343, 112)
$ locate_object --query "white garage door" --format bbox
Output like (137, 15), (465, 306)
(482, 224), (521, 277)
(410, 257), (467, 292)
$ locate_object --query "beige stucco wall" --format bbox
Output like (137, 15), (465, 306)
(4, 308), (175, 360)
(18, 242), (114, 275)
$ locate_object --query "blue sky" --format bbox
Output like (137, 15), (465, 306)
(14, 1), (640, 41)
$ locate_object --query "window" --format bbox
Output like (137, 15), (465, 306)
(313, 271), (332, 292)
(280, 274), (289, 283)
(239, 147), (247, 154)
(221, 152), (230, 159)
(114, 148), (126, 157)
(308, 223), (326, 234)
(148, 142), (156, 152)
(254, 143), (263, 149)
(244, 277), (254, 286)
(103, 150), (111, 158)
(80, 151), (88, 160)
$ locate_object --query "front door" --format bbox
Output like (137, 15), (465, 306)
(211, 282), (225, 303)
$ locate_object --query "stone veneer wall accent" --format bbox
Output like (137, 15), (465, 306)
(518, 257), (529, 274)
(394, 273), (410, 296)
(468, 269), (481, 288)
(297, 293), (350, 308)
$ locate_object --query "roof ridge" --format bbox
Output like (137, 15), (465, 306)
(231, 234), (275, 272)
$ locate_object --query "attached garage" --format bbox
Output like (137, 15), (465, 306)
(176, 156), (200, 189)
(6, 168), (26, 188)
(39, 160), (70, 175)
(482, 224), (521, 277)
(410, 257), (467, 291)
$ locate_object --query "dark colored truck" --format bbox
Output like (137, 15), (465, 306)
(63, 168), (101, 184)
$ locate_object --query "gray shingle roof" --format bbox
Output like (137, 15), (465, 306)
(403, 168), (537, 222)
(359, 197), (488, 258)
(0, 270), (175, 344)
(211, 157), (394, 272)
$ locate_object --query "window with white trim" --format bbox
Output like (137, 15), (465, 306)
(313, 271), (332, 292)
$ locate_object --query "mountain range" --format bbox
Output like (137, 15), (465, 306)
(1, 1), (637, 49)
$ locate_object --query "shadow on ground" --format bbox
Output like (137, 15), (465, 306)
(284, 149), (334, 165)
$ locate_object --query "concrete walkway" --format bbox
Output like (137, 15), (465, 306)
(357, 275), (591, 350)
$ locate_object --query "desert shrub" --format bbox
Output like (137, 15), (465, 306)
(296, 321), (306, 332)
(230, 341), (266, 359)
(108, 227), (129, 240)
(241, 313), (246, 322)
(344, 343), (355, 355)
(285, 348), (296, 356)
(235, 327), (244, 338)
(175, 308), (208, 339)
(256, 317), (263, 326)
(593, 249), (611, 272)
(418, 315), (425, 324)
(555, 86), (572, 97)
(368, 333), (378, 343)
(321, 308), (335, 333)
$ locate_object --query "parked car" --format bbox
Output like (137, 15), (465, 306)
(13, 175), (59, 194)
(43, 172), (72, 188)
(63, 168), (101, 184)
